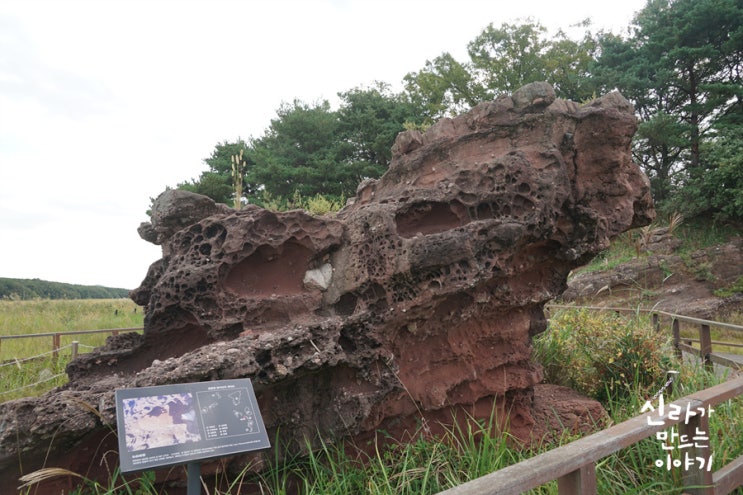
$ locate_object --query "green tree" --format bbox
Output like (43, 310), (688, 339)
(542, 24), (600, 102)
(403, 20), (600, 121)
(668, 128), (743, 221)
(246, 89), (425, 200)
(403, 52), (482, 120)
(337, 82), (426, 169)
(171, 88), (423, 207)
(467, 21), (551, 94)
(246, 99), (350, 198)
(593, 0), (743, 205)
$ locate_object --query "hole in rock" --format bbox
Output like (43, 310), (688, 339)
(334, 293), (358, 316)
(223, 240), (313, 297)
(244, 305), (291, 329)
(255, 349), (272, 367)
(395, 201), (467, 238)
(338, 334), (357, 353)
(476, 203), (497, 220)
(205, 223), (224, 239)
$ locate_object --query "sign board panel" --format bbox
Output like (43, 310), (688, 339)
(115, 378), (270, 473)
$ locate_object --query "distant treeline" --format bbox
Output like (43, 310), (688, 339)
(0, 278), (130, 300)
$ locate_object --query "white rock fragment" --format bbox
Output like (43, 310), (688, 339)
(303, 263), (333, 291)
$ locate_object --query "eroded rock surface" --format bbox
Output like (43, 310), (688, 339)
(0, 83), (654, 491)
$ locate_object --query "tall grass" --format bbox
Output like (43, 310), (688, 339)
(534, 308), (674, 402)
(16, 307), (743, 494)
(0, 299), (143, 402)
(0, 299), (142, 358)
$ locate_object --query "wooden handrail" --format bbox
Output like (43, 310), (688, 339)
(678, 338), (743, 349)
(437, 305), (743, 494)
(548, 304), (743, 333)
(437, 376), (743, 495)
(548, 304), (743, 371)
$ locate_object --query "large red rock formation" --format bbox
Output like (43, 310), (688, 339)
(0, 83), (653, 492)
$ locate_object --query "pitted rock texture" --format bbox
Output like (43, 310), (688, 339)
(0, 83), (653, 491)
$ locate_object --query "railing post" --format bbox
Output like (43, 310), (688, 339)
(666, 370), (679, 397)
(557, 463), (597, 494)
(71, 341), (79, 361)
(672, 319), (682, 360)
(699, 324), (713, 372)
(653, 312), (660, 333)
(52, 333), (61, 361)
(680, 406), (714, 494)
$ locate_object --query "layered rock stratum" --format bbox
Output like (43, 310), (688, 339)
(0, 83), (654, 491)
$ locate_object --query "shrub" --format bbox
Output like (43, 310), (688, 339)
(533, 308), (673, 403)
(252, 190), (344, 216)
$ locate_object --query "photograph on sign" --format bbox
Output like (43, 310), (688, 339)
(115, 378), (270, 473)
(121, 392), (201, 452)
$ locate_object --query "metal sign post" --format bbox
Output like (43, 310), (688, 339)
(187, 462), (201, 495)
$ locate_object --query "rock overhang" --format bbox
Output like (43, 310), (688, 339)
(0, 83), (654, 491)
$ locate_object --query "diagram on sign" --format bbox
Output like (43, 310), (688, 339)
(196, 388), (259, 439)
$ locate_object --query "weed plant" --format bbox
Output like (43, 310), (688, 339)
(253, 191), (345, 216)
(674, 219), (739, 253)
(534, 308), (673, 402)
(713, 275), (743, 298)
(0, 353), (68, 402)
(17, 308), (743, 494)
(580, 232), (638, 273)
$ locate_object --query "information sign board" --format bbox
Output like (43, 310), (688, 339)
(115, 378), (270, 473)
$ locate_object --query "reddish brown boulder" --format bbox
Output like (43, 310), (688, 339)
(0, 83), (653, 491)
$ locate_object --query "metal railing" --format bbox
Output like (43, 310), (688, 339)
(0, 327), (143, 360)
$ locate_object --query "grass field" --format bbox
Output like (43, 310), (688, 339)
(0, 298), (143, 402)
(10, 303), (743, 494)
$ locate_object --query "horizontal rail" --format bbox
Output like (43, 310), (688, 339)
(680, 338), (743, 349)
(655, 310), (743, 333)
(548, 304), (743, 333)
(715, 455), (743, 494)
(678, 342), (700, 355)
(0, 327), (143, 340)
(438, 375), (743, 495)
(0, 328), (144, 362)
(709, 353), (743, 370)
(549, 304), (743, 373)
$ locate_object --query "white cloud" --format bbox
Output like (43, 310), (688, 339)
(0, 0), (647, 290)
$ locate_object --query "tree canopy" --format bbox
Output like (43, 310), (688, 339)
(403, 20), (599, 121)
(0, 278), (131, 300)
(592, 0), (743, 207)
(167, 1), (743, 223)
(178, 84), (425, 205)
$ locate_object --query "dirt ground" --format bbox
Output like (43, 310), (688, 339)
(560, 237), (743, 320)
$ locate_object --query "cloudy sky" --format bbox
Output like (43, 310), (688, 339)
(1, 0), (647, 290)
